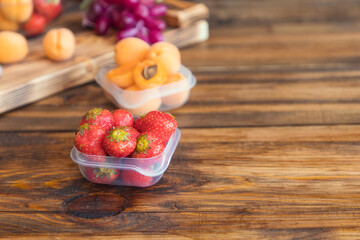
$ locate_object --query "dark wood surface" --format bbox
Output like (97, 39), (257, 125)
(2, 0), (360, 239)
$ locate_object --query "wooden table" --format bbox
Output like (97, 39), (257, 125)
(2, 0), (360, 239)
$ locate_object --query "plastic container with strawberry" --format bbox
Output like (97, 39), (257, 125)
(96, 37), (197, 117)
(70, 108), (180, 187)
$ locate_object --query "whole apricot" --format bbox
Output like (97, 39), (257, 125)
(0, 11), (19, 31)
(0, 0), (33, 23)
(114, 37), (150, 66)
(146, 42), (181, 74)
(162, 73), (190, 107)
(0, 31), (28, 64)
(43, 28), (75, 61)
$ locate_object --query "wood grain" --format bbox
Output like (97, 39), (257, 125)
(1, 126), (360, 238)
(2, 0), (360, 239)
(3, 65), (360, 130)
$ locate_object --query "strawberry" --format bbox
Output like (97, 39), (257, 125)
(126, 126), (140, 139)
(141, 111), (177, 144)
(103, 127), (137, 158)
(120, 170), (153, 187)
(85, 167), (119, 184)
(23, 13), (47, 37)
(131, 132), (165, 160)
(74, 123), (107, 161)
(80, 108), (114, 131)
(34, 0), (62, 22)
(113, 109), (134, 127)
(133, 116), (145, 132)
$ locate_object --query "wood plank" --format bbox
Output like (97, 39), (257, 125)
(1, 126), (360, 209)
(1, 126), (360, 237)
(3, 63), (360, 130)
(196, 0), (360, 25)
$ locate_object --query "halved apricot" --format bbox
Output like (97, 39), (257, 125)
(133, 59), (167, 89)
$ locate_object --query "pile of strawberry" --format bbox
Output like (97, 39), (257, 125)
(74, 108), (177, 186)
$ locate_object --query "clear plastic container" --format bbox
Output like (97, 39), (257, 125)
(70, 128), (181, 187)
(95, 63), (196, 117)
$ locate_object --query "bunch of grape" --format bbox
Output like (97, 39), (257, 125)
(82, 0), (167, 44)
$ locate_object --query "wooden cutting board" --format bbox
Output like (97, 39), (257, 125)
(0, 2), (209, 114)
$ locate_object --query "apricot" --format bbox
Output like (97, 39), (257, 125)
(106, 60), (137, 88)
(133, 59), (167, 89)
(114, 37), (150, 66)
(0, 11), (19, 31)
(122, 85), (162, 116)
(43, 28), (75, 61)
(162, 73), (190, 107)
(146, 42), (181, 74)
(0, 31), (28, 64)
(0, 0), (33, 23)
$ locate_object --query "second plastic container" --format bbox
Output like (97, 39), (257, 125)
(96, 63), (196, 117)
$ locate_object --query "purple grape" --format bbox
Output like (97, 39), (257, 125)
(145, 18), (166, 31)
(117, 27), (139, 40)
(82, 14), (95, 28)
(95, 16), (111, 35)
(136, 26), (150, 43)
(140, 0), (154, 6)
(110, 8), (124, 29)
(134, 4), (150, 19)
(86, 1), (104, 21)
(149, 4), (167, 17)
(105, 0), (124, 4)
(135, 19), (145, 29)
(123, 0), (139, 7)
(121, 11), (137, 27)
(149, 30), (164, 43)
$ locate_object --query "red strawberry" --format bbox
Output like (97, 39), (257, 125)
(34, 0), (62, 22)
(142, 111), (177, 144)
(133, 116), (145, 132)
(103, 127), (137, 158)
(74, 123), (107, 161)
(80, 108), (114, 131)
(113, 109), (134, 127)
(85, 167), (119, 184)
(23, 13), (47, 37)
(120, 170), (153, 187)
(126, 126), (140, 139)
(131, 132), (165, 159)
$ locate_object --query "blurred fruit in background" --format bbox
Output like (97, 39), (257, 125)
(0, 0), (63, 36)
(81, 0), (167, 44)
(33, 0), (62, 21)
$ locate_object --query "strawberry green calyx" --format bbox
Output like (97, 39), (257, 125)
(165, 112), (175, 119)
(77, 123), (91, 136)
(136, 134), (153, 154)
(94, 168), (117, 180)
(106, 128), (130, 143)
(85, 108), (104, 121)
